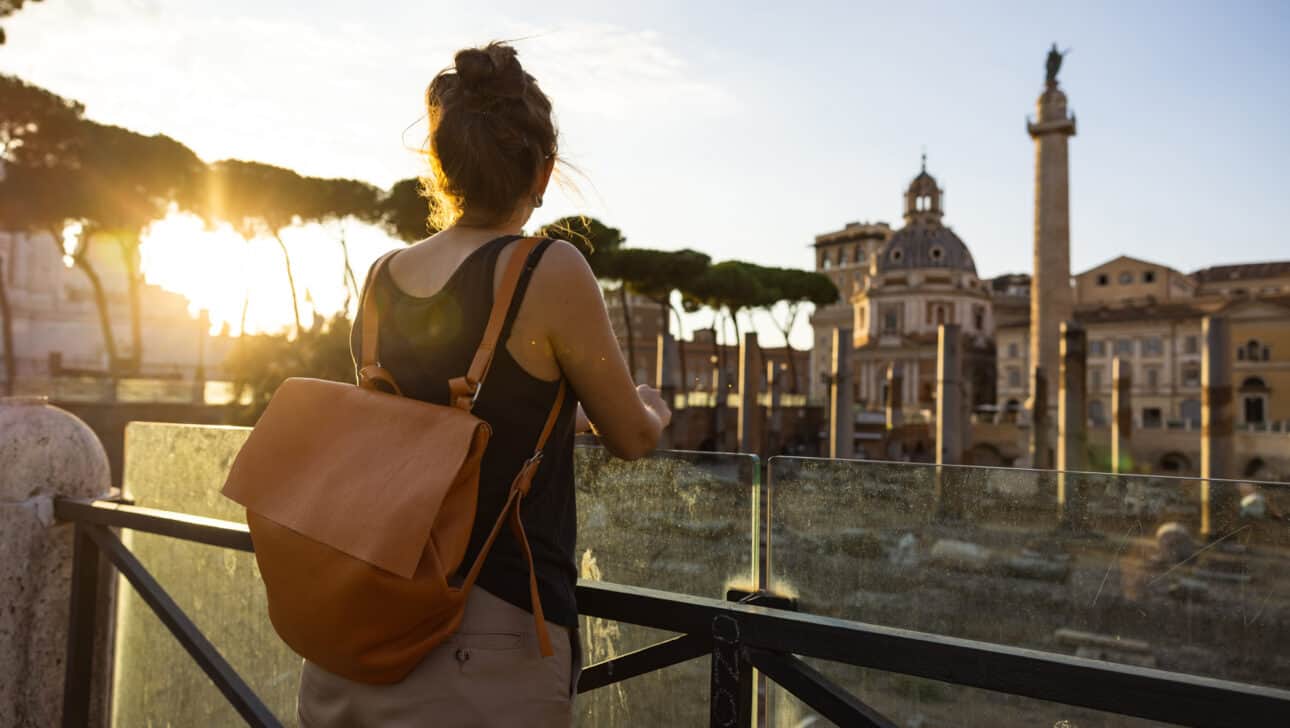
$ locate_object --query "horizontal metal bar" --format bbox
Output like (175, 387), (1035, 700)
(578, 633), (711, 694)
(83, 523), (280, 727)
(577, 580), (1290, 728)
(56, 498), (253, 552)
(747, 648), (896, 728)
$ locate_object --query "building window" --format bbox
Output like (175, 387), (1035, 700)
(1181, 363), (1200, 388)
(1183, 335), (1198, 355)
(1241, 377), (1268, 425)
(1146, 366), (1160, 390)
(1096, 274), (1109, 286)
(1091, 368), (1102, 391)
(1089, 400), (1106, 426)
(1114, 338), (1133, 356)
(973, 306), (985, 331)
(1119, 272), (1134, 284)
(1007, 367), (1022, 388)
(890, 248), (905, 264)
(930, 245), (945, 262)
(1143, 271), (1157, 283)
(1180, 398), (1201, 426)
(1142, 337), (1163, 357)
(1143, 407), (1163, 428)
(1242, 339), (1269, 362)
(1089, 339), (1106, 357)
(838, 250), (848, 266)
(1007, 342), (1019, 359)
(882, 307), (900, 334)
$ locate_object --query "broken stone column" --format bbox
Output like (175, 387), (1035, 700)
(1057, 322), (1088, 526)
(737, 332), (762, 455)
(655, 330), (681, 449)
(885, 362), (903, 430)
(1112, 356), (1132, 474)
(1201, 315), (1237, 539)
(0, 397), (112, 728)
(829, 328), (854, 459)
(936, 324), (963, 465)
(1029, 366), (1050, 469)
(935, 325), (965, 521)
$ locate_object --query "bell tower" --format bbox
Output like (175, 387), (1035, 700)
(903, 153), (944, 226)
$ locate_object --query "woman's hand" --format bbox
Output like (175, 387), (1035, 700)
(636, 385), (672, 430)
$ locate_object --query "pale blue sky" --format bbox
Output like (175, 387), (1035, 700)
(4, 1), (1289, 340)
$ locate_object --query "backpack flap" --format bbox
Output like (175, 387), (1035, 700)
(222, 376), (490, 579)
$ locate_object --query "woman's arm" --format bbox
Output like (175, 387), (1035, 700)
(533, 241), (670, 459)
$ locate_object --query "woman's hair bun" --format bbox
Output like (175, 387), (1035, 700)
(454, 43), (527, 100)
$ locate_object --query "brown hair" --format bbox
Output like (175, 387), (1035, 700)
(422, 42), (558, 229)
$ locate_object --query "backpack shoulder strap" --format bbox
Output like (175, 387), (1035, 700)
(449, 236), (548, 410)
(357, 249), (402, 394)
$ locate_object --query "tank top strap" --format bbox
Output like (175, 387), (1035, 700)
(494, 238), (557, 346)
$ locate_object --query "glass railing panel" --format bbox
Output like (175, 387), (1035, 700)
(111, 424), (758, 726)
(112, 422), (298, 727)
(765, 455), (1290, 727)
(574, 445), (759, 728)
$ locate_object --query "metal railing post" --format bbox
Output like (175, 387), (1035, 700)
(61, 523), (101, 728)
(709, 613), (752, 728)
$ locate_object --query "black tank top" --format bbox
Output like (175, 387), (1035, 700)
(349, 235), (579, 628)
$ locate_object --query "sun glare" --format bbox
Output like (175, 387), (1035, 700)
(140, 212), (395, 337)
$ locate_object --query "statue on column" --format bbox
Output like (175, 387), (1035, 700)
(1045, 43), (1069, 87)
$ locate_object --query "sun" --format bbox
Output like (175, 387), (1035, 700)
(139, 211), (401, 337)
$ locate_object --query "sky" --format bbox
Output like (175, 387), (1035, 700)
(4, 0), (1290, 344)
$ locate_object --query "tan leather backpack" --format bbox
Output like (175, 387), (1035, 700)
(222, 236), (562, 684)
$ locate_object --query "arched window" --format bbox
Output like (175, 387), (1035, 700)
(1089, 399), (1106, 426)
(1246, 339), (1263, 362)
(1241, 377), (1269, 425)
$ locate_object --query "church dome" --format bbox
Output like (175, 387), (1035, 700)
(877, 224), (977, 275)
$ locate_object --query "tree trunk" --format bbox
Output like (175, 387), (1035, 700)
(337, 225), (359, 314)
(118, 235), (143, 374)
(0, 256), (15, 396)
(272, 231), (303, 336)
(617, 284), (636, 381)
(47, 229), (121, 379)
(776, 305), (801, 394)
(671, 303), (689, 400)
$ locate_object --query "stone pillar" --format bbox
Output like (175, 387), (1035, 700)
(1057, 322), (1087, 527)
(0, 398), (112, 727)
(1111, 356), (1132, 474)
(1028, 65), (1076, 430)
(656, 331), (680, 449)
(885, 363), (903, 430)
(737, 332), (761, 454)
(1201, 315), (1237, 538)
(935, 325), (963, 465)
(711, 358), (729, 451)
(829, 328), (854, 459)
(1028, 366), (1050, 469)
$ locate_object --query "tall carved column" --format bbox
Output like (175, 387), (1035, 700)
(1027, 48), (1076, 451)
(936, 325), (963, 466)
(885, 363), (904, 430)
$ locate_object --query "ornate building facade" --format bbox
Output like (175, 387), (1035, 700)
(809, 161), (994, 414)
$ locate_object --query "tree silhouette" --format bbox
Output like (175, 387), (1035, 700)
(744, 264), (838, 393)
(302, 176), (381, 311)
(204, 159), (310, 336)
(78, 121), (205, 372)
(379, 178), (439, 244)
(612, 248), (710, 392)
(0, 1), (44, 45)
(534, 216), (640, 376)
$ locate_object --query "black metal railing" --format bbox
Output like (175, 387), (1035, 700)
(56, 497), (1290, 728)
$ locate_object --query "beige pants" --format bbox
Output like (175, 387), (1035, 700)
(298, 587), (578, 727)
